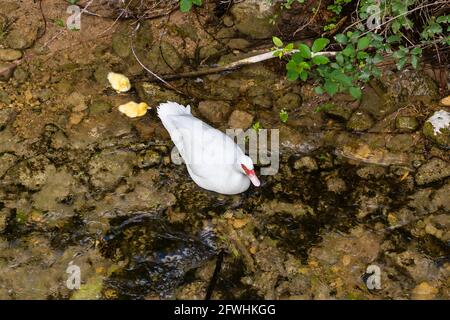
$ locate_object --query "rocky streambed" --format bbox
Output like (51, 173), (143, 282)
(0, 0), (449, 300)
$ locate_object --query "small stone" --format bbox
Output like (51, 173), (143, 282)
(6, 28), (38, 49)
(274, 93), (302, 112)
(326, 177), (347, 193)
(294, 156), (318, 171)
(223, 15), (234, 27)
(396, 116), (419, 132)
(112, 31), (131, 58)
(137, 150), (161, 168)
(0, 49), (23, 61)
(228, 110), (254, 129)
(198, 100), (232, 124)
(0, 108), (15, 129)
(324, 103), (353, 121)
(440, 95), (450, 106)
(411, 282), (438, 300)
(227, 38), (251, 50)
(13, 67), (28, 83)
(0, 91), (11, 105)
(0, 62), (17, 81)
(69, 112), (84, 125)
(415, 158), (450, 185)
(346, 111), (374, 131)
(67, 92), (87, 112)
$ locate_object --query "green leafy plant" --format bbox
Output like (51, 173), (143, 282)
(179, 0), (202, 13)
(53, 19), (66, 28)
(328, 0), (352, 15)
(252, 121), (261, 133)
(279, 109), (289, 123)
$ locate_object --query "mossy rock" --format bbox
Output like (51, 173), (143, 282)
(423, 121), (450, 149)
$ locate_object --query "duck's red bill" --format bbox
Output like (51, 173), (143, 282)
(248, 173), (260, 187)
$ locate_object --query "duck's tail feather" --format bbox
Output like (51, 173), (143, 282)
(157, 101), (191, 118)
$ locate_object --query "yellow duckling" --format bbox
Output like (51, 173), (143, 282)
(107, 72), (131, 93)
(118, 101), (149, 118)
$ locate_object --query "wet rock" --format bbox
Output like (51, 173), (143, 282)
(6, 155), (56, 191)
(90, 100), (112, 114)
(94, 65), (110, 86)
(13, 67), (28, 83)
(0, 62), (16, 81)
(274, 93), (301, 112)
(294, 156), (318, 172)
(137, 150), (161, 168)
(67, 112), (132, 149)
(386, 134), (415, 152)
(199, 44), (219, 60)
(227, 38), (250, 50)
(0, 49), (22, 61)
(360, 86), (396, 120)
(396, 116), (419, 132)
(346, 111), (374, 131)
(0, 153), (17, 177)
(323, 103), (354, 121)
(6, 27), (38, 50)
(228, 110), (254, 129)
(160, 41), (183, 71)
(230, 1), (276, 39)
(32, 169), (86, 226)
(411, 282), (438, 300)
(326, 177), (346, 194)
(217, 27), (236, 39)
(198, 100), (232, 124)
(422, 109), (450, 149)
(0, 108), (15, 129)
(112, 30), (131, 58)
(136, 82), (185, 108)
(415, 158), (450, 185)
(0, 91), (11, 105)
(67, 92), (88, 112)
(88, 149), (137, 190)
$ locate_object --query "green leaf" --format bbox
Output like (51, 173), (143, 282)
(53, 19), (65, 27)
(285, 43), (294, 51)
(286, 60), (297, 71)
(336, 53), (344, 65)
(312, 55), (330, 65)
(299, 70), (308, 81)
(298, 43), (311, 58)
(357, 51), (368, 60)
(279, 109), (289, 123)
(387, 35), (400, 43)
(349, 87), (362, 100)
(311, 38), (330, 53)
(335, 34), (348, 44)
(411, 55), (419, 69)
(179, 0), (192, 12)
(314, 86), (325, 95)
(396, 57), (407, 70)
(357, 36), (371, 50)
(330, 71), (352, 87)
(291, 52), (303, 64)
(286, 70), (299, 81)
(324, 81), (338, 96)
(273, 36), (283, 47)
(411, 47), (422, 56)
(342, 45), (355, 57)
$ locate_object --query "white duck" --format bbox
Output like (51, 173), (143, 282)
(157, 101), (260, 195)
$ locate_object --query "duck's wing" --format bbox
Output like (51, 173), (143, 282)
(170, 117), (242, 179)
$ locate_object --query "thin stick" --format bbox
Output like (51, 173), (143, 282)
(151, 49), (336, 81)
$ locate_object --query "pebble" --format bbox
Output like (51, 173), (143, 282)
(0, 49), (23, 61)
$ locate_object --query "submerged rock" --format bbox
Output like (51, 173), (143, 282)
(396, 116), (419, 132)
(88, 149), (137, 190)
(422, 110), (450, 149)
(231, 0), (276, 39)
(0, 49), (22, 61)
(415, 158), (450, 185)
(346, 111), (374, 131)
(228, 110), (254, 129)
(198, 100), (232, 124)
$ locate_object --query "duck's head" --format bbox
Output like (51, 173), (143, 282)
(239, 155), (260, 187)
